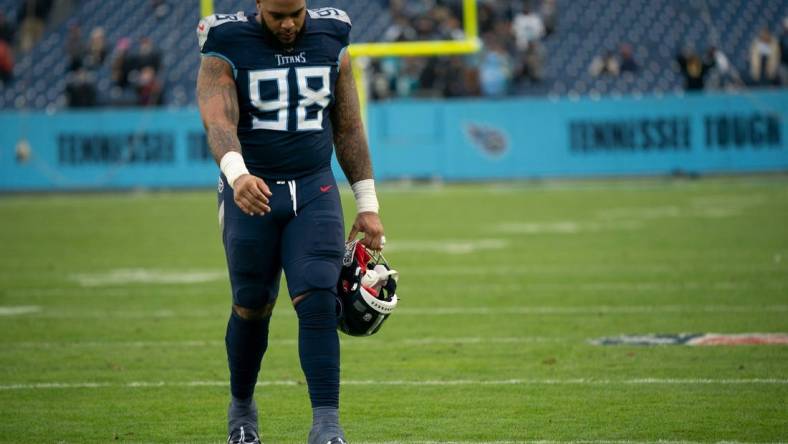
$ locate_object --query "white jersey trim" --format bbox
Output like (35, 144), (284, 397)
(197, 11), (248, 51)
(308, 8), (352, 26)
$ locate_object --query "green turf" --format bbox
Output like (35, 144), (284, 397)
(0, 176), (787, 443)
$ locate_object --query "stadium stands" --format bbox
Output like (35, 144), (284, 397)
(0, 0), (786, 110)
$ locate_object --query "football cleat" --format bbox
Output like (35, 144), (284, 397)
(327, 439), (348, 444)
(336, 240), (399, 336)
(227, 425), (261, 444)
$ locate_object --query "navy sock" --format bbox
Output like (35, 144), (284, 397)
(225, 309), (270, 400)
(295, 290), (340, 408)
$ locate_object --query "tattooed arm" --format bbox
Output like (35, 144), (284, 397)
(197, 55), (271, 215)
(331, 52), (373, 184)
(331, 52), (385, 250)
(196, 56), (241, 163)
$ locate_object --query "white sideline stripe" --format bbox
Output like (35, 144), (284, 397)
(1, 378), (786, 391)
(2, 336), (562, 349)
(0, 306), (41, 316)
(5, 305), (787, 319)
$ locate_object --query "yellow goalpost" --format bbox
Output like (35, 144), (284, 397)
(348, 0), (480, 121)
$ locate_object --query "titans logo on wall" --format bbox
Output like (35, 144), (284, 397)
(464, 123), (510, 159)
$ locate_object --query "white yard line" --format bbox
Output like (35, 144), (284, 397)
(176, 439), (784, 444)
(1, 378), (786, 391)
(2, 336), (563, 350)
(357, 441), (784, 444)
(70, 269), (226, 287)
(394, 305), (788, 315)
(3, 305), (785, 319)
(0, 306), (41, 316)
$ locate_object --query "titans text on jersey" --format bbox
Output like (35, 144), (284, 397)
(197, 8), (352, 179)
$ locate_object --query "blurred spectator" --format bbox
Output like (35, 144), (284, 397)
(477, 2), (498, 35)
(395, 58), (423, 97)
(151, 0), (170, 20)
(515, 40), (545, 84)
(82, 27), (108, 71)
(0, 12), (16, 44)
(369, 59), (393, 101)
(110, 37), (132, 88)
(479, 35), (512, 97)
(676, 47), (713, 91)
(0, 40), (14, 85)
(512, 3), (545, 51)
(414, 15), (441, 41)
(619, 44), (638, 73)
(440, 14), (465, 41)
(779, 18), (788, 86)
(704, 46), (735, 90)
(442, 56), (475, 97)
(17, 0), (54, 52)
(134, 37), (162, 73)
(65, 68), (97, 108)
(749, 28), (780, 86)
(135, 66), (164, 106)
(781, 18), (788, 67)
(540, 0), (558, 36)
(589, 51), (620, 76)
(382, 16), (416, 42)
(65, 22), (83, 72)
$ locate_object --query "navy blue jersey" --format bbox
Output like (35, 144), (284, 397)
(198, 8), (352, 179)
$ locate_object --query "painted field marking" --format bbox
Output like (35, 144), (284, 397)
(394, 305), (788, 315)
(385, 239), (509, 254)
(405, 263), (786, 276)
(496, 221), (641, 234)
(359, 441), (783, 444)
(4, 305), (785, 319)
(70, 269), (226, 287)
(357, 441), (783, 444)
(0, 306), (41, 316)
(1, 378), (786, 391)
(10, 279), (785, 300)
(1, 336), (563, 350)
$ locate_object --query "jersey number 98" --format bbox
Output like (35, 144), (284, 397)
(249, 67), (331, 132)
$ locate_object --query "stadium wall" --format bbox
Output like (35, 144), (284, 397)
(0, 91), (786, 191)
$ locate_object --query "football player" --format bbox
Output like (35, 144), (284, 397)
(196, 1), (385, 443)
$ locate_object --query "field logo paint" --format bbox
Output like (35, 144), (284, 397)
(591, 333), (788, 346)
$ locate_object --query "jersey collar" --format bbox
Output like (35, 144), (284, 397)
(254, 10), (310, 52)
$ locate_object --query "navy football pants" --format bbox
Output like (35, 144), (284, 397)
(218, 167), (344, 407)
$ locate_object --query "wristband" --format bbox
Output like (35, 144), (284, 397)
(219, 151), (249, 189)
(351, 179), (379, 214)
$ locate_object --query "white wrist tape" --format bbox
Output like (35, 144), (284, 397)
(219, 151), (249, 189)
(351, 179), (379, 214)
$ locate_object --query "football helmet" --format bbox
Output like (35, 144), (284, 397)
(336, 240), (399, 336)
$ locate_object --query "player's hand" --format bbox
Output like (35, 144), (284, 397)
(348, 212), (385, 251)
(233, 174), (272, 216)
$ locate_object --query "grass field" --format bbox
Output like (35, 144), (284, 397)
(0, 176), (786, 443)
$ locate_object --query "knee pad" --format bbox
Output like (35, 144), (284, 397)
(295, 289), (338, 330)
